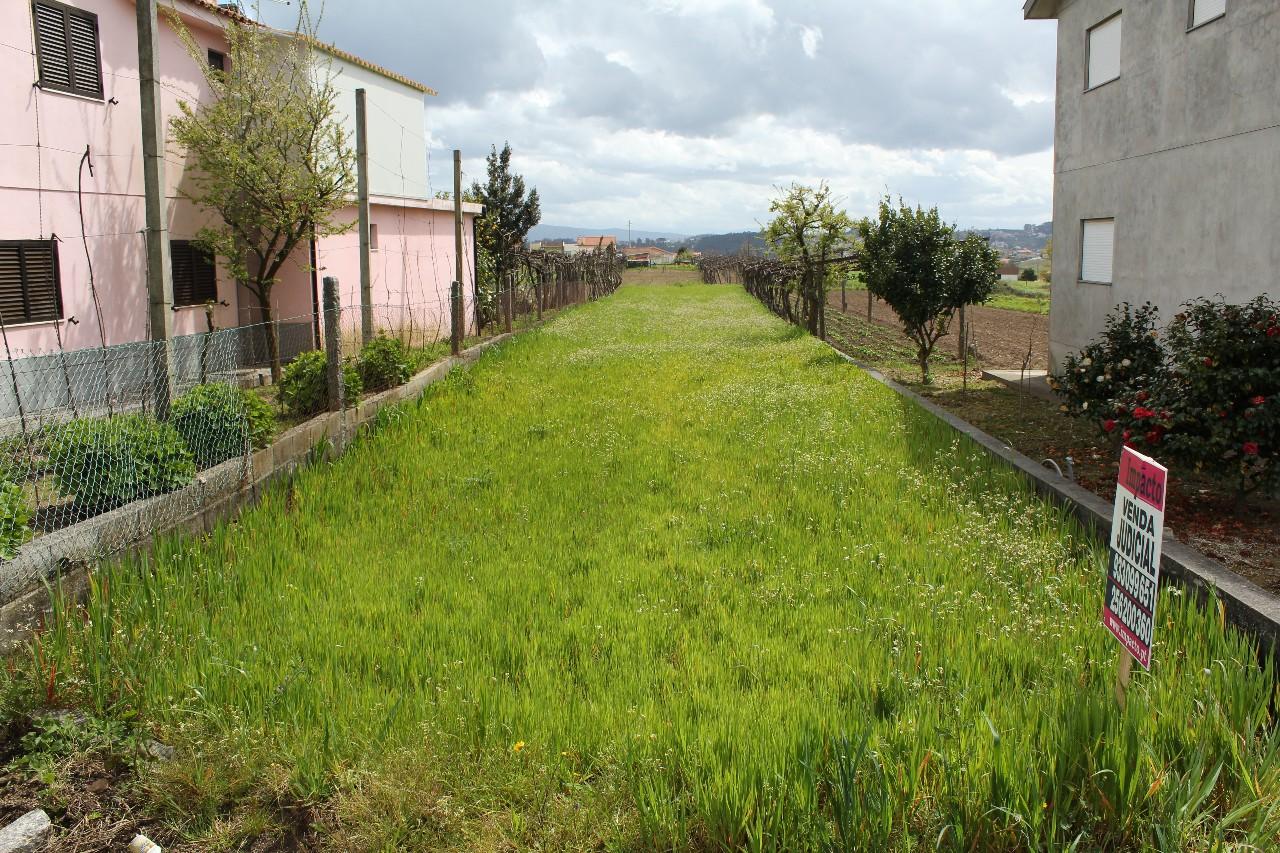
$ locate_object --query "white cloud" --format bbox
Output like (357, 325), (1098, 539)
(267, 0), (1058, 234)
(799, 25), (823, 60)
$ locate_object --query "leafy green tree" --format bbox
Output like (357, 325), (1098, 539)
(1020, 266), (1039, 282)
(470, 144), (541, 328)
(762, 182), (853, 336)
(1041, 238), (1053, 283)
(858, 198), (1000, 382)
(168, 4), (354, 380)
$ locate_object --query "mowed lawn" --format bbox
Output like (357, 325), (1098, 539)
(7, 283), (1279, 850)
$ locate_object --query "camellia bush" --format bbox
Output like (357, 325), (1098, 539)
(1054, 295), (1279, 496)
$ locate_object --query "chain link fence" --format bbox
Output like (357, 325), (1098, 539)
(0, 299), (457, 584)
(0, 257), (622, 623)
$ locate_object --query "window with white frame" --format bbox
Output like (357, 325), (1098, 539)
(1080, 219), (1115, 284)
(1087, 13), (1122, 90)
(1190, 0), (1226, 29)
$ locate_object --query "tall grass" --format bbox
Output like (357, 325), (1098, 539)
(7, 284), (1279, 849)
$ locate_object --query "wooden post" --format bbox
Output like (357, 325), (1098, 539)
(452, 150), (464, 355)
(504, 272), (514, 334)
(866, 288), (873, 322)
(322, 277), (344, 412)
(1115, 647), (1134, 708)
(355, 89), (373, 345)
(136, 0), (174, 418)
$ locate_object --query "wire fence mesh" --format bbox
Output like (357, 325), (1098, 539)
(0, 258), (621, 583)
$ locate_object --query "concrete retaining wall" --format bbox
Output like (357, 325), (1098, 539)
(0, 334), (515, 654)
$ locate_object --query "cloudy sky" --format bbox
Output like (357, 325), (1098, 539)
(265, 0), (1058, 235)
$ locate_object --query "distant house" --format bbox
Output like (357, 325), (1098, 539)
(0, 0), (481, 358)
(1025, 0), (1278, 368)
(530, 240), (566, 253)
(573, 235), (617, 254)
(998, 263), (1022, 282)
(624, 246), (676, 266)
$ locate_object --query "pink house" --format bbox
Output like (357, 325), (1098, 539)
(0, 0), (478, 365)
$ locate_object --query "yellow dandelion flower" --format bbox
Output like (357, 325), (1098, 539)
(512, 740), (526, 753)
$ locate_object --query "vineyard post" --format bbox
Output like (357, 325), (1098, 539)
(451, 149), (463, 355)
(322, 276), (344, 412)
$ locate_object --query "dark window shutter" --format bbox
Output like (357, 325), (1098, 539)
(0, 241), (62, 325)
(171, 241), (218, 307)
(33, 1), (103, 99)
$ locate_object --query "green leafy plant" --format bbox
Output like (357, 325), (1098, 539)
(46, 415), (196, 509)
(1052, 302), (1165, 430)
(278, 351), (362, 417)
(1160, 295), (1279, 495)
(0, 480), (31, 559)
(172, 383), (278, 468)
(357, 335), (412, 392)
(1019, 266), (1039, 282)
(858, 197), (1000, 382)
(1054, 296), (1279, 495)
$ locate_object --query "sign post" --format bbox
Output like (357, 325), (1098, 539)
(1102, 446), (1168, 707)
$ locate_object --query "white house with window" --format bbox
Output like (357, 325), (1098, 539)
(1025, 0), (1278, 369)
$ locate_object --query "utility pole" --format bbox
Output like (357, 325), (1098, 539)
(452, 149), (464, 355)
(355, 88), (373, 344)
(136, 0), (174, 417)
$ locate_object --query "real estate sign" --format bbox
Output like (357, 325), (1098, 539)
(1102, 446), (1168, 670)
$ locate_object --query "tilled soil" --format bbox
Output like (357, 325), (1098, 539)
(828, 290), (1050, 369)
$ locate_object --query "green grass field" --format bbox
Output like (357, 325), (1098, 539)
(5, 283), (1278, 850)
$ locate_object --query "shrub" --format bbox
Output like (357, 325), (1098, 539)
(357, 335), (412, 392)
(1055, 296), (1280, 495)
(0, 480), (31, 559)
(1052, 302), (1164, 427)
(1158, 295), (1279, 495)
(172, 383), (277, 469)
(278, 351), (362, 417)
(46, 415), (195, 509)
(1019, 267), (1039, 282)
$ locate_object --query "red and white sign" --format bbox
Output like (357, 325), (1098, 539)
(1102, 446), (1168, 670)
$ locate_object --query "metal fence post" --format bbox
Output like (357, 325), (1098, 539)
(322, 277), (344, 412)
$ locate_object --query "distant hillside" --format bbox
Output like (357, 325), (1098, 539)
(957, 222), (1052, 253)
(529, 224), (690, 243)
(687, 231), (767, 256)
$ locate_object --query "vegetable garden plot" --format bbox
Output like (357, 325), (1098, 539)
(5, 283), (1279, 851)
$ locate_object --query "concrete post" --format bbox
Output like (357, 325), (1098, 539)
(355, 88), (373, 344)
(322, 277), (344, 412)
(452, 149), (464, 355)
(136, 0), (174, 417)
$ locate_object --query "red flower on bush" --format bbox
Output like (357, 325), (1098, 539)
(1133, 406), (1157, 419)
(1251, 395), (1266, 406)
(1135, 390), (1150, 403)
(1122, 430), (1132, 441)
(1268, 326), (1279, 338)
(1219, 410), (1229, 419)
(1145, 430), (1163, 445)
(1243, 442), (1260, 456)
(1203, 357), (1214, 367)
(1102, 419), (1118, 433)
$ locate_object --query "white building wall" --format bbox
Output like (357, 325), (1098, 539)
(316, 54), (431, 201)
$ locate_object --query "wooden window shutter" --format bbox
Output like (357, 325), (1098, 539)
(33, 1), (103, 99)
(171, 241), (218, 307)
(0, 240), (63, 325)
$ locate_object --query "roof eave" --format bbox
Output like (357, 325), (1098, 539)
(1023, 0), (1060, 20)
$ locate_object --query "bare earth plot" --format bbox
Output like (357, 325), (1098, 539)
(1, 283), (1277, 851)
